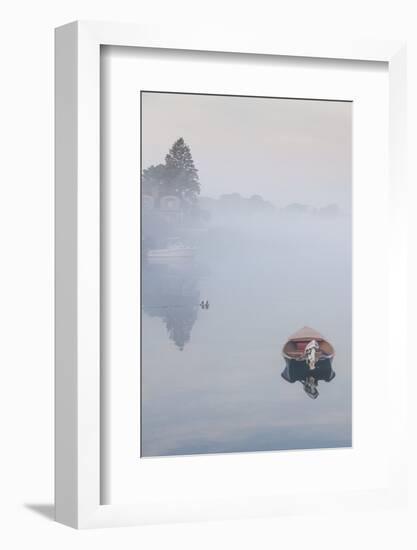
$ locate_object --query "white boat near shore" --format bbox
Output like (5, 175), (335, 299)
(147, 239), (194, 259)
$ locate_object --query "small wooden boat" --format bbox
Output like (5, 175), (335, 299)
(282, 326), (335, 367)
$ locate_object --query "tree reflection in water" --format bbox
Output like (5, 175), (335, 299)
(142, 259), (205, 350)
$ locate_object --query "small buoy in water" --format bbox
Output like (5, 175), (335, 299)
(200, 300), (205, 308)
(205, 300), (209, 309)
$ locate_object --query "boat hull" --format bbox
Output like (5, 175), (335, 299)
(282, 358), (335, 383)
(283, 354), (333, 368)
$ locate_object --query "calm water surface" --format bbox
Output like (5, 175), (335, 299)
(141, 216), (352, 456)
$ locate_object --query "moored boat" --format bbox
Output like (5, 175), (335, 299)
(282, 326), (335, 368)
(147, 238), (194, 259)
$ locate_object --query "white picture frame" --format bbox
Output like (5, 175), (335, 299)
(55, 21), (407, 529)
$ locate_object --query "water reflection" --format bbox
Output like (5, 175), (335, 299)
(142, 258), (205, 350)
(141, 215), (352, 456)
(281, 359), (336, 399)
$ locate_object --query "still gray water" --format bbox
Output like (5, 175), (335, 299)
(141, 213), (352, 457)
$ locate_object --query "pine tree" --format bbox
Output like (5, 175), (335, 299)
(164, 138), (200, 205)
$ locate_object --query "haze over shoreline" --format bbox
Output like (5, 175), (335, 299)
(141, 92), (352, 209)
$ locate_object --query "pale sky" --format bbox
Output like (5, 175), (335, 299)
(141, 92), (352, 209)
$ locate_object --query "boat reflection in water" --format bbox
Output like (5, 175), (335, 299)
(281, 359), (335, 399)
(281, 327), (336, 399)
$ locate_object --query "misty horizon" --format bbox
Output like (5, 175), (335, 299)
(141, 92), (352, 209)
(198, 192), (348, 212)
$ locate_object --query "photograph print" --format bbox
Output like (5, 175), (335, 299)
(140, 91), (352, 457)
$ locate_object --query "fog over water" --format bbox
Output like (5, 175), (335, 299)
(141, 92), (352, 457)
